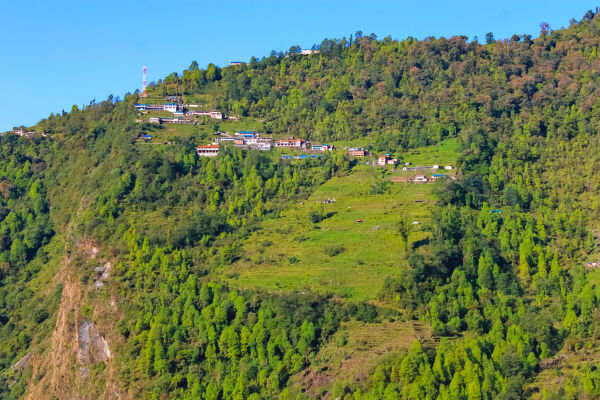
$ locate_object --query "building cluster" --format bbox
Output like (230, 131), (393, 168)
(135, 103), (181, 113)
(11, 129), (47, 137)
(135, 102), (225, 125)
(585, 261), (600, 268)
(377, 154), (398, 166)
(214, 131), (273, 151)
(197, 133), (333, 157)
(410, 174), (454, 184)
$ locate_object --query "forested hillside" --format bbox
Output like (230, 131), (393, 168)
(2, 9), (600, 400)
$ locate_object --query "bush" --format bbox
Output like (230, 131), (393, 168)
(337, 331), (349, 347)
(309, 210), (323, 224)
(350, 302), (378, 323)
(33, 309), (49, 324)
(324, 245), (345, 257)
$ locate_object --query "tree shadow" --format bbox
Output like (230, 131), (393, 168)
(411, 237), (430, 251)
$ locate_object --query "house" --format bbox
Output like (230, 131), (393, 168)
(186, 110), (222, 119)
(215, 136), (236, 144)
(197, 145), (220, 157)
(444, 166), (454, 170)
(230, 61), (245, 66)
(254, 142), (272, 151)
(377, 154), (397, 166)
(149, 117), (161, 124)
(275, 138), (306, 148)
(135, 103), (164, 111)
(432, 165), (439, 170)
(301, 49), (320, 55)
(491, 210), (501, 214)
(348, 149), (366, 157)
(164, 103), (179, 113)
(431, 174), (446, 180)
(173, 111), (184, 117)
(281, 155), (292, 159)
(142, 135), (152, 140)
(414, 175), (428, 183)
(312, 144), (333, 151)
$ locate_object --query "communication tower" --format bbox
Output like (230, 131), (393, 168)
(141, 66), (148, 97)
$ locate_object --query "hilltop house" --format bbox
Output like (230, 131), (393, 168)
(414, 175), (428, 183)
(197, 145), (220, 157)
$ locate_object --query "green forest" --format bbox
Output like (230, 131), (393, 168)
(2, 8), (600, 400)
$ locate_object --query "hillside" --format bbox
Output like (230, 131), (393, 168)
(2, 9), (600, 400)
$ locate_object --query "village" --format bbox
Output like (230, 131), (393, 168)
(133, 97), (455, 184)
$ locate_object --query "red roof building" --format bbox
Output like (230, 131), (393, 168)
(196, 145), (220, 157)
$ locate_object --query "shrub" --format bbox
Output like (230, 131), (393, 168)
(33, 309), (49, 324)
(324, 245), (345, 257)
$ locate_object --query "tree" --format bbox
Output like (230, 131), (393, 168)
(485, 32), (495, 44)
(396, 214), (413, 254)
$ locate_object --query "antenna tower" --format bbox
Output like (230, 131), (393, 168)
(143, 66), (147, 94)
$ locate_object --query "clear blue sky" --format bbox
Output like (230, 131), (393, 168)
(0, 1), (594, 132)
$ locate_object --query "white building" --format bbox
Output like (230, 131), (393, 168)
(276, 138), (306, 148)
(164, 103), (178, 113)
(197, 145), (220, 157)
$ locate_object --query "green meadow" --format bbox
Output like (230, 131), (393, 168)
(220, 166), (437, 301)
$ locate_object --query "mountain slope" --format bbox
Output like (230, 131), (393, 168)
(1, 9), (600, 400)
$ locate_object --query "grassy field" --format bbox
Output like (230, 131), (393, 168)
(403, 137), (460, 166)
(220, 166), (437, 301)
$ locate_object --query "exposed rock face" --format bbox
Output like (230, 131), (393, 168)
(26, 241), (121, 400)
(77, 319), (112, 370)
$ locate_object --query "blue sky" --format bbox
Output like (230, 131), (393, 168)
(0, 1), (594, 132)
